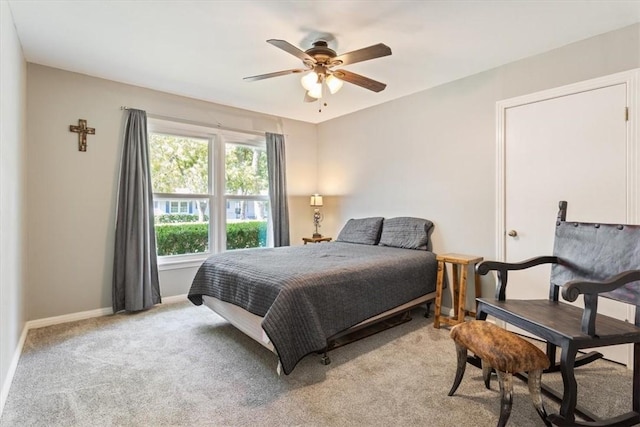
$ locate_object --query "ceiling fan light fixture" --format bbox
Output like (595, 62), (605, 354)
(325, 74), (343, 94)
(307, 83), (323, 99)
(301, 71), (319, 91)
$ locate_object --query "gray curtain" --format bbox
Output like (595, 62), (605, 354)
(266, 132), (290, 246)
(112, 109), (161, 313)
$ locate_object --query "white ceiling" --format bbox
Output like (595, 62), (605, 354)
(7, 0), (640, 124)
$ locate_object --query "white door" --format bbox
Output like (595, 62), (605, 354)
(503, 82), (631, 364)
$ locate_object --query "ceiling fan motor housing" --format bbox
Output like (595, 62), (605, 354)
(305, 41), (340, 65)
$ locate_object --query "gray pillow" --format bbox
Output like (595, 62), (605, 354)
(336, 217), (384, 245)
(378, 217), (434, 250)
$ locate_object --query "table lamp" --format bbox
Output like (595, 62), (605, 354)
(310, 194), (323, 238)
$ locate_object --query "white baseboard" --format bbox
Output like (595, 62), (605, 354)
(26, 294), (188, 330)
(0, 293), (188, 419)
(26, 306), (114, 330)
(0, 323), (28, 417)
(162, 294), (188, 305)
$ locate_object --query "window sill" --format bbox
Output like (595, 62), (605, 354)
(157, 254), (208, 271)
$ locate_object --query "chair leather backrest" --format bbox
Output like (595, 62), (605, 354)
(551, 220), (640, 306)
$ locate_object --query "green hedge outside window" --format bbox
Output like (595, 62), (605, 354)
(155, 220), (267, 255)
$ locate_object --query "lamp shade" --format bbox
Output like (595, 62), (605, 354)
(307, 83), (323, 99)
(301, 72), (319, 90)
(325, 74), (344, 94)
(310, 194), (323, 207)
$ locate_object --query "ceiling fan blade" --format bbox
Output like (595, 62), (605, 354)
(267, 39), (315, 63)
(332, 43), (391, 66)
(333, 70), (387, 92)
(243, 69), (307, 82)
(303, 92), (316, 103)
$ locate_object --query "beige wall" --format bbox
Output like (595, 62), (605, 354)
(0, 0), (28, 411)
(25, 64), (318, 320)
(317, 24), (640, 299)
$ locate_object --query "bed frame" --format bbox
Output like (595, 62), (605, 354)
(204, 291), (436, 369)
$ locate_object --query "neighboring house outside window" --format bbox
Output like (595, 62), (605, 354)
(148, 119), (270, 269)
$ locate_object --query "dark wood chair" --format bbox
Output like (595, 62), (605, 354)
(475, 201), (640, 427)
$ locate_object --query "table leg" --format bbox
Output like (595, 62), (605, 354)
(457, 264), (467, 323)
(433, 260), (445, 328)
(452, 264), (460, 317)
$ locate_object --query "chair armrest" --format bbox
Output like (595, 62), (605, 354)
(476, 256), (558, 301)
(562, 270), (640, 301)
(562, 269), (640, 336)
(476, 256), (558, 275)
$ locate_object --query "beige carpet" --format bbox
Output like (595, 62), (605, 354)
(0, 301), (634, 426)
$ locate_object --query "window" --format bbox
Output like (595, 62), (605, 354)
(224, 141), (270, 249)
(148, 119), (270, 267)
(169, 201), (190, 213)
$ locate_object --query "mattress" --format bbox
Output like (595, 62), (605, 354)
(189, 242), (438, 374)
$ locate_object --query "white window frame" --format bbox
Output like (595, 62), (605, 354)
(168, 200), (189, 214)
(148, 118), (270, 271)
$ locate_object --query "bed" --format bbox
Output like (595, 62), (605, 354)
(188, 216), (438, 374)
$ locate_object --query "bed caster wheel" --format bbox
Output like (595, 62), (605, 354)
(320, 354), (331, 365)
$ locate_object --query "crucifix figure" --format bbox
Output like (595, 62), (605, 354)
(69, 119), (95, 152)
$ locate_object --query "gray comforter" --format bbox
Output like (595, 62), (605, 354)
(188, 242), (437, 374)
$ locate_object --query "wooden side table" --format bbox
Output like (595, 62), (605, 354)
(303, 236), (332, 244)
(433, 253), (483, 329)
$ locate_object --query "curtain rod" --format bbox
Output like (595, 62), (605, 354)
(120, 106), (282, 137)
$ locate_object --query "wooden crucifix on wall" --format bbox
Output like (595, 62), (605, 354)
(69, 119), (95, 152)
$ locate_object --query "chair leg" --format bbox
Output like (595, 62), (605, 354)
(448, 343), (468, 396)
(528, 369), (551, 427)
(482, 359), (492, 389)
(496, 370), (513, 427)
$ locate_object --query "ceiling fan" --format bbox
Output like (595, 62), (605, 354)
(244, 39), (392, 102)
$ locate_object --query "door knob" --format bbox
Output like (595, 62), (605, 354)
(508, 230), (518, 237)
